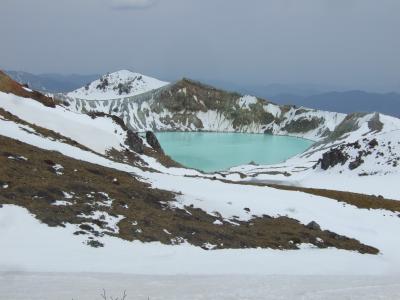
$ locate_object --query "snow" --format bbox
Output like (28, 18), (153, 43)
(67, 70), (169, 100)
(0, 91), (127, 155)
(1, 91), (400, 282)
(22, 87), (33, 92)
(52, 164), (64, 175)
(78, 211), (124, 234)
(2, 273), (400, 300)
(228, 113), (400, 199)
(52, 200), (72, 206)
(0, 205), (398, 276)
(238, 95), (258, 109)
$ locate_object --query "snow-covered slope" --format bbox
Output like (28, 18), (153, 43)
(0, 92), (129, 155)
(227, 113), (400, 198)
(1, 70), (400, 284)
(67, 70), (169, 100)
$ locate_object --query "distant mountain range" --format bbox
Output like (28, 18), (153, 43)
(6, 70), (400, 117)
(5, 70), (100, 93)
(269, 91), (400, 118)
(203, 80), (400, 118)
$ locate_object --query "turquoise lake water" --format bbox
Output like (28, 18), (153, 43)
(155, 132), (314, 172)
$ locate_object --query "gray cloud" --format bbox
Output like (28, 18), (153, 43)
(110, 0), (157, 9)
(0, 0), (399, 92)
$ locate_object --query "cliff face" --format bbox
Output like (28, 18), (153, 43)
(64, 78), (347, 141)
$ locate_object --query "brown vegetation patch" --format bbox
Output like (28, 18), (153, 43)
(0, 70), (55, 107)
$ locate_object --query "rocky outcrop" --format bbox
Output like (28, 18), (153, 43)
(146, 131), (163, 153)
(126, 131), (144, 154)
(317, 148), (349, 170)
(283, 117), (323, 133)
(368, 112), (383, 132)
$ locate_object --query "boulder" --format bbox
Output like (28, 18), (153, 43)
(146, 131), (164, 153)
(126, 130), (144, 154)
(318, 148), (348, 170)
(349, 156), (364, 170)
(306, 221), (321, 231)
(368, 138), (378, 148)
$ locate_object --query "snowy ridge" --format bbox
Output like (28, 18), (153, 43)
(64, 81), (347, 141)
(67, 70), (169, 101)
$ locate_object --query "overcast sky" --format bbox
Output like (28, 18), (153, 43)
(1, 0), (399, 91)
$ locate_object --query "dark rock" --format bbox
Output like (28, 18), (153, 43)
(87, 240), (104, 248)
(367, 112), (383, 132)
(146, 131), (164, 153)
(244, 207), (251, 212)
(88, 111), (128, 131)
(368, 138), (379, 148)
(73, 231), (87, 235)
(44, 159), (56, 166)
(306, 221), (321, 231)
(318, 148), (348, 170)
(125, 130), (144, 154)
(283, 117), (322, 133)
(349, 156), (364, 170)
(79, 224), (94, 231)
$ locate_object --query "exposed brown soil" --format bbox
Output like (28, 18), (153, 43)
(0, 135), (378, 254)
(0, 71), (55, 107)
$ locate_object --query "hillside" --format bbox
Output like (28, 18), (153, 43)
(65, 77), (347, 141)
(0, 70), (400, 278)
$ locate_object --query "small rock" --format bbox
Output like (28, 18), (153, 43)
(79, 224), (94, 231)
(306, 221), (321, 231)
(368, 138), (379, 148)
(87, 240), (104, 248)
(349, 156), (364, 170)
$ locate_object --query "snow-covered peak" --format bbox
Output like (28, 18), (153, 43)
(67, 70), (169, 100)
